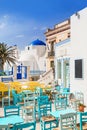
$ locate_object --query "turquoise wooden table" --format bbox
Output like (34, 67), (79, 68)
(0, 115), (24, 125)
(50, 108), (76, 118)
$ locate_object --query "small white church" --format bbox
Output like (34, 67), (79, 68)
(18, 39), (46, 80)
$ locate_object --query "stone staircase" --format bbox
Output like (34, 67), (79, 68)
(38, 68), (54, 86)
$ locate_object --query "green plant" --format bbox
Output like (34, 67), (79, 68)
(48, 82), (51, 85)
(78, 103), (86, 107)
(78, 103), (86, 112)
(44, 90), (53, 101)
(0, 71), (7, 76)
(0, 43), (16, 71)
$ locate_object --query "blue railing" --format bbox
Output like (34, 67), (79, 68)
(30, 70), (45, 76)
(5, 70), (45, 76)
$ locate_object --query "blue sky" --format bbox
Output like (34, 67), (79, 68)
(0, 0), (87, 50)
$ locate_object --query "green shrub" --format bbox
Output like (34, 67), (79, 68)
(0, 71), (7, 76)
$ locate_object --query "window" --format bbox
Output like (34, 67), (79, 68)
(50, 61), (54, 68)
(58, 62), (61, 78)
(50, 42), (54, 52)
(75, 59), (83, 78)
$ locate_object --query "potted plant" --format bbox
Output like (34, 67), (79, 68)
(78, 103), (86, 112)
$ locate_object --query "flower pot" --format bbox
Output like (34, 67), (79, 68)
(79, 105), (85, 112)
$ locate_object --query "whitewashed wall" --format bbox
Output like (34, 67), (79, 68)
(19, 45), (46, 71)
(55, 39), (71, 84)
(55, 40), (71, 57)
(70, 7), (87, 105)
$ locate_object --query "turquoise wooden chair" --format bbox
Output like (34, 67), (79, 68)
(35, 87), (43, 96)
(37, 95), (58, 130)
(12, 90), (23, 105)
(23, 96), (36, 121)
(14, 122), (36, 130)
(69, 92), (84, 111)
(80, 112), (87, 130)
(23, 90), (35, 97)
(60, 112), (77, 130)
(62, 87), (70, 92)
(55, 86), (61, 92)
(0, 124), (11, 130)
(75, 91), (84, 104)
(37, 95), (52, 120)
(3, 105), (21, 130)
(55, 93), (67, 110)
(0, 124), (15, 130)
(24, 96), (35, 107)
(2, 91), (10, 107)
(41, 116), (58, 130)
(53, 112), (77, 130)
(12, 90), (24, 106)
(4, 105), (20, 117)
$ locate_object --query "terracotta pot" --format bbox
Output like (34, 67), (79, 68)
(79, 105), (85, 112)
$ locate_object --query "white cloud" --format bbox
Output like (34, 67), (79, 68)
(40, 26), (47, 30)
(16, 35), (24, 38)
(33, 27), (38, 30)
(3, 15), (9, 19)
(33, 26), (47, 31)
(0, 23), (6, 29)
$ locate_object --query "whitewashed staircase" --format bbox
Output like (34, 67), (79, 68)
(38, 68), (54, 86)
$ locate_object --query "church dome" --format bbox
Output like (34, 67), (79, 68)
(29, 39), (46, 46)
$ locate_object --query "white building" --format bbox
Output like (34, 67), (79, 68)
(19, 39), (46, 80)
(70, 7), (87, 105)
(55, 7), (87, 105)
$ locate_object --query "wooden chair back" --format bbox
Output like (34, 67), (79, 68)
(35, 87), (43, 96)
(14, 122), (36, 130)
(4, 105), (20, 117)
(55, 93), (67, 110)
(80, 111), (87, 130)
(0, 124), (11, 130)
(23, 96), (36, 121)
(60, 112), (77, 130)
(37, 95), (52, 120)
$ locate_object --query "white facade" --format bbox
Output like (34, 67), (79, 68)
(55, 7), (87, 105)
(70, 7), (87, 105)
(55, 39), (71, 88)
(19, 40), (46, 72)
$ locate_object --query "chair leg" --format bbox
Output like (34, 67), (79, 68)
(40, 120), (45, 130)
(2, 97), (10, 107)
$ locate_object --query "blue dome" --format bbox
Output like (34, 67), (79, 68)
(29, 39), (46, 46)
